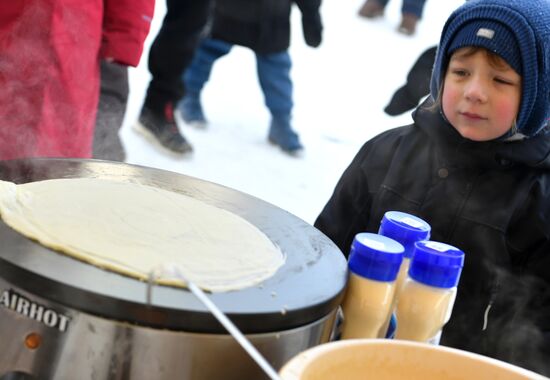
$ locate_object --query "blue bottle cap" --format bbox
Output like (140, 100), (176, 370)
(378, 211), (431, 258)
(409, 241), (465, 288)
(348, 233), (404, 282)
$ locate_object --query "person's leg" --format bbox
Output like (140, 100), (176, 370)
(256, 50), (303, 155)
(93, 60), (128, 161)
(398, 0), (427, 35)
(143, 0), (212, 113)
(135, 0), (211, 156)
(358, 0), (390, 19)
(401, 0), (426, 18)
(179, 38), (232, 126)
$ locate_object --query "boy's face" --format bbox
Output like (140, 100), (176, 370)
(442, 47), (522, 141)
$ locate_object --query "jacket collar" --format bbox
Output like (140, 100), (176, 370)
(413, 99), (550, 170)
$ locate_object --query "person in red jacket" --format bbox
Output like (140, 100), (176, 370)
(0, 0), (154, 160)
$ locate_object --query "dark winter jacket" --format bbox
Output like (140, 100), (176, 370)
(315, 99), (550, 376)
(210, 0), (322, 54)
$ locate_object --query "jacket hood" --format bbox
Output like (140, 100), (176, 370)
(413, 100), (550, 170)
(430, 0), (550, 138)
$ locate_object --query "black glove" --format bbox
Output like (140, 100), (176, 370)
(302, 11), (323, 48)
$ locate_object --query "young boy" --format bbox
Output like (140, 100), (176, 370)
(315, 0), (550, 375)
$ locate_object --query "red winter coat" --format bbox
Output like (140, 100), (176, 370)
(0, 0), (153, 159)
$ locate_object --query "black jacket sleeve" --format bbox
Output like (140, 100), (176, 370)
(314, 141), (375, 257)
(314, 125), (416, 258)
(294, 0), (323, 47)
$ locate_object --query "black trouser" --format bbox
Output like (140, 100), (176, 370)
(93, 60), (129, 161)
(144, 0), (212, 113)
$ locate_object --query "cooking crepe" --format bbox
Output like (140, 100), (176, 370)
(0, 178), (284, 292)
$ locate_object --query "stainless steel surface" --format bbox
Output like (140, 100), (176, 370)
(0, 281), (336, 380)
(0, 158), (347, 379)
(151, 264), (282, 380)
(0, 158), (348, 333)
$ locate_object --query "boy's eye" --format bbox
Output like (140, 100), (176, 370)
(494, 77), (514, 85)
(451, 69), (468, 77)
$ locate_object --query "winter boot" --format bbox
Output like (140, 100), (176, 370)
(134, 102), (193, 155)
(398, 13), (419, 36)
(178, 92), (207, 128)
(358, 0), (385, 19)
(268, 117), (304, 156)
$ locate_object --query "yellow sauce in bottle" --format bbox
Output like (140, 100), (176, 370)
(341, 272), (397, 339)
(395, 276), (457, 342)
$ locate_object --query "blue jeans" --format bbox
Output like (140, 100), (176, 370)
(377, 0), (427, 18)
(183, 38), (293, 122)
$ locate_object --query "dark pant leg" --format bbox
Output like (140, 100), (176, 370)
(144, 0), (212, 113)
(183, 38), (232, 96)
(93, 61), (128, 161)
(256, 50), (293, 123)
(402, 0), (427, 18)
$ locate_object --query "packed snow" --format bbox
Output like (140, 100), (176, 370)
(122, 0), (465, 225)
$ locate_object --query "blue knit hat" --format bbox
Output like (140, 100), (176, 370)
(448, 20), (522, 76)
(430, 0), (550, 138)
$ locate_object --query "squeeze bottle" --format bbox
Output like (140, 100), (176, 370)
(378, 211), (431, 295)
(340, 233), (404, 339)
(395, 240), (465, 344)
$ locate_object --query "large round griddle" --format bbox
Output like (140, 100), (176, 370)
(0, 158), (347, 334)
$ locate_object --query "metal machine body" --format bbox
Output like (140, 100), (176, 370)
(0, 159), (347, 380)
(0, 279), (336, 380)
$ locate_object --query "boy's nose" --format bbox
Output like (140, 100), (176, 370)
(464, 76), (488, 103)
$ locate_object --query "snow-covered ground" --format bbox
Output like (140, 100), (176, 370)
(121, 0), (464, 225)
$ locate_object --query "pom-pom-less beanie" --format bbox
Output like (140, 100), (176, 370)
(430, 0), (550, 137)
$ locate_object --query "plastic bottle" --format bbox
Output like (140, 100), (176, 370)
(378, 211), (431, 338)
(340, 232), (404, 339)
(395, 240), (465, 344)
(378, 211), (431, 295)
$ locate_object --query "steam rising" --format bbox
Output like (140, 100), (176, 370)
(0, 1), (100, 159)
(442, 265), (550, 377)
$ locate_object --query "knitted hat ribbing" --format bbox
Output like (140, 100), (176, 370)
(448, 20), (522, 76)
(430, 0), (550, 138)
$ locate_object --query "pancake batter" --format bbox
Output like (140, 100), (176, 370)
(0, 178), (284, 292)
